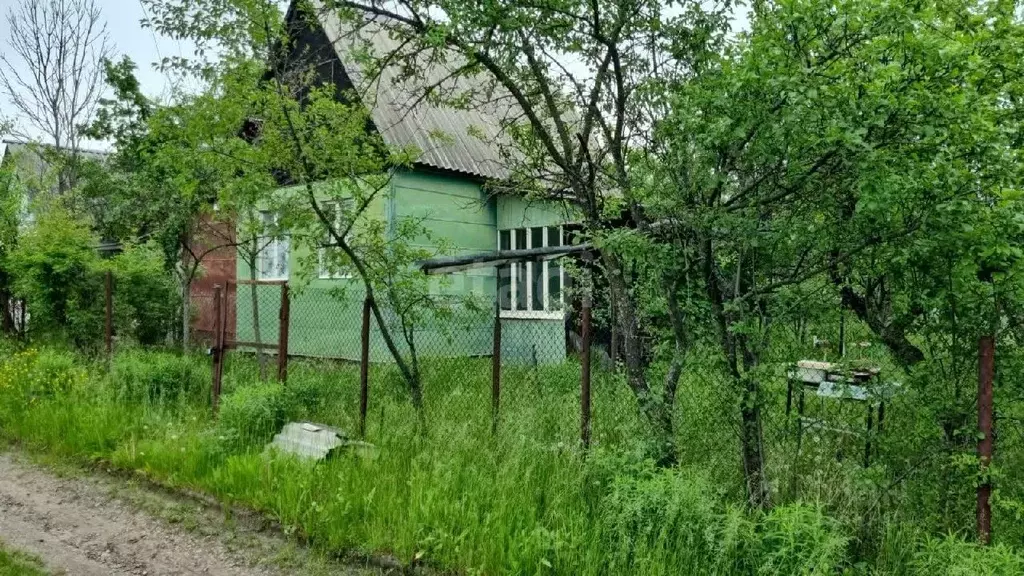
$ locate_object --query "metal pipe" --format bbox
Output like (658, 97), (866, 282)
(359, 296), (372, 437)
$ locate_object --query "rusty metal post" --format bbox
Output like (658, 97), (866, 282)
(105, 270), (113, 357)
(359, 295), (372, 437)
(492, 294), (502, 433)
(211, 284), (225, 415)
(581, 297), (592, 451)
(277, 282), (290, 383)
(978, 334), (995, 545)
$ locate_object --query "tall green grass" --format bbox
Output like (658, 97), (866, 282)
(0, 345), (1020, 574)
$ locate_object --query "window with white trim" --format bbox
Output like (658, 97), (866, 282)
(318, 199), (354, 279)
(498, 225), (564, 318)
(257, 211), (289, 280)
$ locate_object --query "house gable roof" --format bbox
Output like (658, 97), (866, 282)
(301, 1), (515, 181)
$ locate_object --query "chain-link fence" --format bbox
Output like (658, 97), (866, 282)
(183, 276), (914, 471)
(9, 261), (916, 488)
(194, 279), (588, 435)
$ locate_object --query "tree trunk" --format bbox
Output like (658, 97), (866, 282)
(704, 240), (771, 508)
(839, 286), (924, 367)
(0, 287), (13, 335)
(181, 275), (191, 351)
(248, 248), (268, 380)
(605, 253), (677, 466)
(728, 334), (771, 509)
(739, 361), (770, 507)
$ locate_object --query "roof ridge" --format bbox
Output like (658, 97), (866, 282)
(2, 139), (112, 157)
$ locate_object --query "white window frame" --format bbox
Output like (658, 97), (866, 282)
(499, 225), (565, 320)
(318, 199), (354, 279)
(257, 211), (289, 280)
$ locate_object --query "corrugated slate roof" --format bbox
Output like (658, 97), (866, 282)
(315, 4), (516, 180)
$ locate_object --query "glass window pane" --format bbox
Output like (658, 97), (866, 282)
(324, 202), (337, 239)
(499, 231), (512, 310)
(531, 260), (543, 311)
(498, 264), (512, 310)
(548, 261), (561, 310)
(531, 227), (544, 249)
(258, 248), (269, 278)
(277, 237), (290, 278)
(515, 228), (526, 251)
(547, 226), (561, 247)
(514, 262), (527, 311)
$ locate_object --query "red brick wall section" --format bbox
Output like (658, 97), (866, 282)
(187, 215), (237, 344)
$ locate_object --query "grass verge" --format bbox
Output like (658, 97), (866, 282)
(0, 541), (48, 576)
(0, 344), (1021, 575)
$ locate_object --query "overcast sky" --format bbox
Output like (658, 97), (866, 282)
(0, 0), (750, 154)
(0, 0), (193, 151)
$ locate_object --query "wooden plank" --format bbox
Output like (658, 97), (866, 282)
(226, 340), (279, 351)
(419, 243), (593, 275)
(235, 279), (287, 286)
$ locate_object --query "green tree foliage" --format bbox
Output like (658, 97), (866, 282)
(637, 0), (1024, 507)
(133, 0), (467, 410)
(108, 242), (181, 346)
(7, 204), (105, 348)
(322, 0), (733, 466)
(0, 162), (24, 333)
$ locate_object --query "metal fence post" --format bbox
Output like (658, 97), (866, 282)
(359, 295), (372, 437)
(212, 284), (225, 415)
(492, 295), (502, 433)
(105, 270), (113, 357)
(581, 296), (592, 451)
(277, 282), (290, 383)
(978, 334), (995, 545)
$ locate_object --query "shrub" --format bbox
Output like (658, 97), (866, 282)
(110, 349), (206, 404)
(109, 242), (180, 346)
(0, 346), (87, 417)
(756, 504), (850, 575)
(914, 537), (1024, 576)
(7, 205), (104, 348)
(593, 457), (722, 572)
(214, 382), (295, 453)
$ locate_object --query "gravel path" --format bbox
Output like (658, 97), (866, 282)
(0, 452), (382, 576)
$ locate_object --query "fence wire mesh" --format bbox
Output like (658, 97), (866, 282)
(9, 262), (913, 492)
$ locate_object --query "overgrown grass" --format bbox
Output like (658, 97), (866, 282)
(0, 344), (1020, 574)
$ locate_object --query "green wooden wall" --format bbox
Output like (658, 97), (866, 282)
(235, 169), (572, 364)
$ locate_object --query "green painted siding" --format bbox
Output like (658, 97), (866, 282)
(236, 169), (572, 364)
(497, 195), (574, 230)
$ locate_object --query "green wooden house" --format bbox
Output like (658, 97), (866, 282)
(232, 3), (575, 364)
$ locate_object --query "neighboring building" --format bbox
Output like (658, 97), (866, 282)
(0, 140), (110, 227)
(228, 2), (576, 364)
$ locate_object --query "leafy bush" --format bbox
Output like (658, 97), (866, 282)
(914, 537), (1024, 576)
(0, 346), (86, 417)
(29, 347), (84, 398)
(110, 349), (206, 404)
(7, 205), (104, 348)
(756, 504), (850, 575)
(214, 382), (295, 453)
(595, 458), (722, 572)
(109, 242), (180, 346)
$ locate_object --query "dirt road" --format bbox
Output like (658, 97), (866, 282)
(0, 452), (381, 575)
